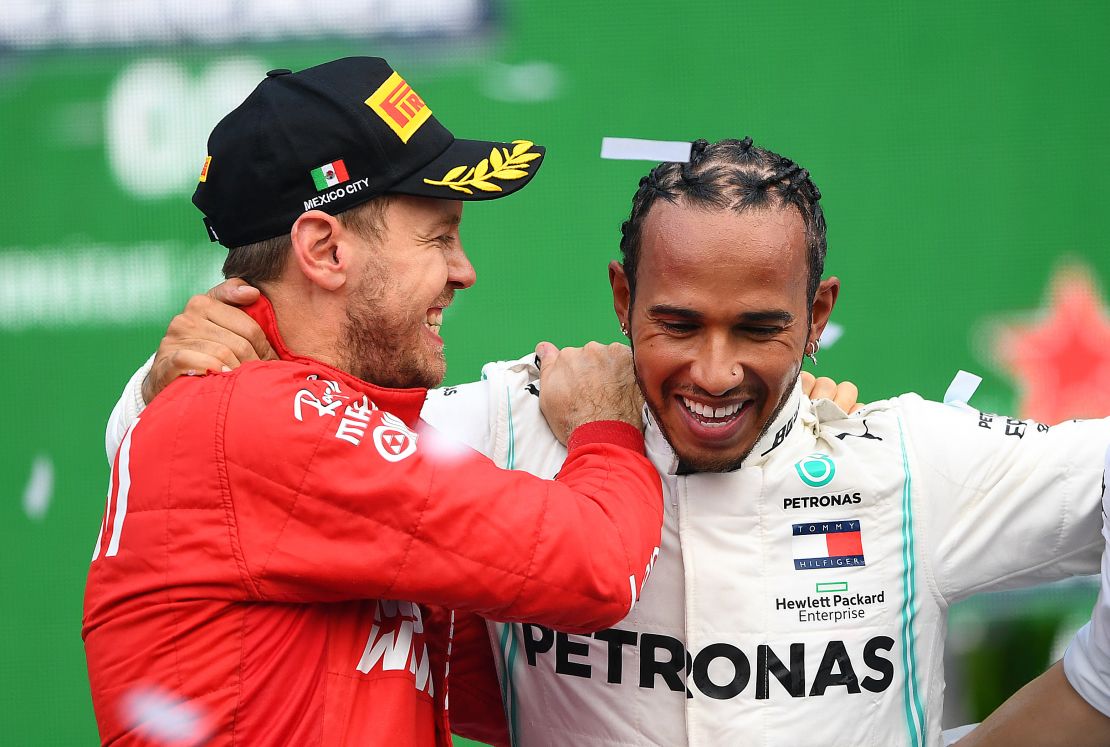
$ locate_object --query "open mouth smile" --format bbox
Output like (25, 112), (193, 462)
(425, 308), (443, 337)
(680, 396), (746, 426)
(674, 394), (752, 442)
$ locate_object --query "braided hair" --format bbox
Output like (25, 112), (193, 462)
(619, 137), (827, 307)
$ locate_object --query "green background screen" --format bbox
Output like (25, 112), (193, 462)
(2, 0), (1109, 742)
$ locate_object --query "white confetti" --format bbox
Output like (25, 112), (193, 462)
(943, 370), (983, 407)
(121, 685), (209, 745)
(819, 322), (844, 348)
(600, 137), (692, 163)
(482, 61), (563, 103)
(417, 424), (474, 465)
(22, 454), (53, 521)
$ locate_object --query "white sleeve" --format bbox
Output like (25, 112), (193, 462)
(105, 355), (154, 463)
(899, 394), (1110, 601)
(1063, 446), (1110, 717)
(422, 352), (566, 478)
(420, 379), (495, 456)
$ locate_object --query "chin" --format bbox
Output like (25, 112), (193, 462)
(412, 355), (447, 390)
(655, 418), (757, 473)
(674, 445), (752, 474)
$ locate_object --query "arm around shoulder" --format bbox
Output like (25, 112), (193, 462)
(222, 366), (663, 632)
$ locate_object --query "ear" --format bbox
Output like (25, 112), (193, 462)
(289, 210), (351, 291)
(808, 276), (841, 345)
(609, 260), (632, 333)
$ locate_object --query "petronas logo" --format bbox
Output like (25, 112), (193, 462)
(795, 453), (836, 488)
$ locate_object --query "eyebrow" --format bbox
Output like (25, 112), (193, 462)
(647, 304), (795, 324)
(431, 213), (462, 229)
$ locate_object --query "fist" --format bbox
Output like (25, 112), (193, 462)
(142, 278), (275, 403)
(536, 341), (643, 445)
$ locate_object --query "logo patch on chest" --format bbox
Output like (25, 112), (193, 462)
(373, 412), (419, 462)
(794, 453), (836, 487)
(791, 519), (865, 570)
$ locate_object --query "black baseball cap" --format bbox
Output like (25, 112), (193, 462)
(193, 57), (546, 248)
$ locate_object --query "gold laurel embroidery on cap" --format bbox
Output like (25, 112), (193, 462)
(422, 140), (541, 194)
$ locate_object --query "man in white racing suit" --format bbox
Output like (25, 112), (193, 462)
(107, 138), (1110, 746)
(416, 353), (1105, 747)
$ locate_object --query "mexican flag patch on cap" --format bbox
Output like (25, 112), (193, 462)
(311, 160), (349, 190)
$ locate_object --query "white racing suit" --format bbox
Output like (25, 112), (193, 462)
(110, 354), (1110, 746)
(420, 356), (1109, 747)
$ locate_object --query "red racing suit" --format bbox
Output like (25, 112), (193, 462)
(83, 297), (663, 746)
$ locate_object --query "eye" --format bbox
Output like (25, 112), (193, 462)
(660, 321), (697, 334)
(741, 325), (782, 338)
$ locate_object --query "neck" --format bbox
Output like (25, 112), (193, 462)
(262, 281), (347, 371)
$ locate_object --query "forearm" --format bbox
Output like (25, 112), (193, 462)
(495, 422), (663, 630)
(958, 660), (1110, 747)
(378, 422), (663, 631)
(238, 380), (662, 631)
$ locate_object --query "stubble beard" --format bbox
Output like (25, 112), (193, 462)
(340, 264), (447, 389)
(633, 350), (801, 474)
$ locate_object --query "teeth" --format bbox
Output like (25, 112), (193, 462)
(682, 397), (742, 420)
(426, 309), (443, 332)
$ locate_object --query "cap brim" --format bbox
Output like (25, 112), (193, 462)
(391, 138), (545, 201)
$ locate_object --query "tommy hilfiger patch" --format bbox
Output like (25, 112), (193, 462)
(792, 519), (865, 570)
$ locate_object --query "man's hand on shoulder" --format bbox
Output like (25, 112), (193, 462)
(536, 341), (643, 445)
(801, 371), (863, 414)
(142, 278), (277, 404)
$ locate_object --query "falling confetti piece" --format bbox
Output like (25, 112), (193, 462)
(819, 322), (843, 348)
(22, 454), (53, 521)
(600, 137), (692, 163)
(121, 684), (210, 745)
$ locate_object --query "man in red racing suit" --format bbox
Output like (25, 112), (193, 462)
(85, 299), (660, 746)
(83, 57), (662, 746)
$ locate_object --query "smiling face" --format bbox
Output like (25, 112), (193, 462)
(612, 198), (836, 471)
(342, 195), (475, 388)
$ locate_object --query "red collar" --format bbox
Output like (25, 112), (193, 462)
(244, 296), (428, 428)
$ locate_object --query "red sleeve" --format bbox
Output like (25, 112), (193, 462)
(221, 366), (663, 633)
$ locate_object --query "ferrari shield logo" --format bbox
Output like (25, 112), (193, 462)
(374, 424), (417, 462)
